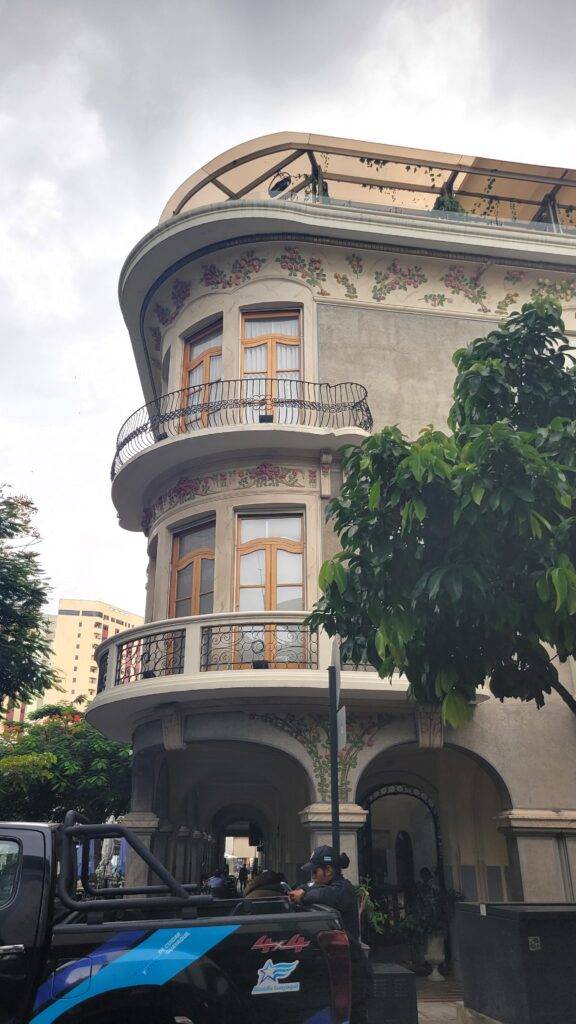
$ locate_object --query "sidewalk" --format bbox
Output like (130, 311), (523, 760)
(418, 976), (462, 1023)
(419, 1003), (460, 1022)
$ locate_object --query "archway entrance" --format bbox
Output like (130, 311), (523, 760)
(357, 745), (512, 905)
(360, 782), (444, 925)
(160, 738), (312, 883)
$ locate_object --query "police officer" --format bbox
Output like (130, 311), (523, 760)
(290, 846), (372, 1024)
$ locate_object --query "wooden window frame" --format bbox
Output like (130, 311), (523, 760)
(181, 322), (223, 430)
(240, 310), (302, 420)
(234, 512), (305, 667)
(169, 526), (215, 618)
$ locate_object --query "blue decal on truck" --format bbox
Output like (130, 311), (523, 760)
(30, 925), (239, 1024)
(33, 930), (147, 1011)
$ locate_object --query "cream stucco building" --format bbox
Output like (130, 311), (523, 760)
(88, 133), (576, 906)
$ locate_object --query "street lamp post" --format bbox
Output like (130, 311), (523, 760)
(328, 638), (345, 860)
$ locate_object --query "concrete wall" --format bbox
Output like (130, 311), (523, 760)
(317, 304), (494, 437)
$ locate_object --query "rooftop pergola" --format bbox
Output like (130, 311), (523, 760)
(161, 132), (576, 229)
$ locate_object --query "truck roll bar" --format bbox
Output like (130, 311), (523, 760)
(59, 810), (214, 914)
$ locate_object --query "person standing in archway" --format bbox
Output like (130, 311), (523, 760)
(290, 846), (372, 1024)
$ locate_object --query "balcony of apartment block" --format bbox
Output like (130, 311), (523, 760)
(87, 611), (410, 742)
(111, 378), (373, 530)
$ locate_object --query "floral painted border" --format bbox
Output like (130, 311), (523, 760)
(145, 241), (576, 353)
(142, 462), (315, 534)
(251, 711), (391, 800)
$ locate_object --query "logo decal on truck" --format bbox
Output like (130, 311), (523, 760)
(252, 934), (310, 954)
(252, 959), (301, 995)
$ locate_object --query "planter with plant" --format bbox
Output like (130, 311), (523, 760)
(395, 882), (461, 979)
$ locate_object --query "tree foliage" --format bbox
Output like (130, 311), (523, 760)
(0, 489), (59, 710)
(309, 299), (576, 726)
(0, 702), (131, 821)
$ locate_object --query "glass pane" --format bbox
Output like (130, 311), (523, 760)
(240, 516), (301, 542)
(209, 353), (222, 382)
(176, 563), (193, 600)
(200, 558), (214, 592)
(188, 363), (204, 389)
(269, 516), (302, 541)
(178, 522), (215, 557)
(239, 587), (265, 610)
(189, 328), (222, 357)
(276, 587), (303, 610)
(175, 598), (190, 618)
(199, 591), (213, 614)
(244, 316), (299, 338)
(277, 550), (302, 584)
(276, 342), (300, 371)
(244, 343), (268, 373)
(240, 550), (266, 585)
(0, 840), (20, 908)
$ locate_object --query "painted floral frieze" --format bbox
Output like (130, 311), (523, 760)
(440, 265), (489, 312)
(152, 278), (191, 327)
(372, 260), (427, 302)
(275, 246), (329, 294)
(201, 250), (267, 290)
(145, 239), (576, 354)
(237, 463), (303, 489)
(142, 462), (315, 534)
(251, 711), (391, 800)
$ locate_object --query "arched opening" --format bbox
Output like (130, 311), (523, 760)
(357, 745), (513, 905)
(158, 738), (312, 883)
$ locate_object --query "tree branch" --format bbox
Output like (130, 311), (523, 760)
(549, 676), (576, 717)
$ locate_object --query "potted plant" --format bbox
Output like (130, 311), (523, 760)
(356, 878), (392, 951)
(396, 880), (461, 980)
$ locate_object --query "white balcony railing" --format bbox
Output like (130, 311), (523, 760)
(95, 611), (324, 694)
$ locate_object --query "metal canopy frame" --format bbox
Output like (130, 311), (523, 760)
(161, 133), (576, 226)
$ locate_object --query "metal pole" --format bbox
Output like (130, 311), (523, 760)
(328, 664), (341, 860)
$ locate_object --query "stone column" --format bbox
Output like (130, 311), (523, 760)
(298, 803), (368, 883)
(121, 810), (160, 887)
(123, 750), (159, 887)
(497, 809), (576, 901)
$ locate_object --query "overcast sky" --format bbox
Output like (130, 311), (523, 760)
(1, 0), (575, 616)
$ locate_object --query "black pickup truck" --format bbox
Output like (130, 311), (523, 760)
(0, 813), (351, 1024)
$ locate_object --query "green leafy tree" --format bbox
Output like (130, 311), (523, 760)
(0, 489), (59, 711)
(309, 299), (576, 726)
(0, 701), (131, 821)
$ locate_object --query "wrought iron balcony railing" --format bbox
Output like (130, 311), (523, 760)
(200, 622), (317, 671)
(92, 613), (321, 695)
(114, 629), (185, 685)
(111, 378), (372, 478)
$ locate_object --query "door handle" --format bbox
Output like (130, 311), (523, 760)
(0, 944), (25, 955)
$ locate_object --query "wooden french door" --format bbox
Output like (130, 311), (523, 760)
(170, 521), (215, 618)
(235, 514), (305, 666)
(181, 323), (223, 429)
(241, 311), (301, 423)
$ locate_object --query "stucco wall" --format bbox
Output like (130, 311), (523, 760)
(317, 304), (495, 437)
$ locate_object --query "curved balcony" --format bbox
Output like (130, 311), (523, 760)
(87, 611), (408, 742)
(112, 378), (372, 479)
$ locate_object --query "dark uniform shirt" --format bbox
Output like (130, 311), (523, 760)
(300, 874), (360, 939)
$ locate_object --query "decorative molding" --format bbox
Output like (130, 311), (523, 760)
(415, 706), (445, 749)
(160, 705), (185, 751)
(200, 250), (266, 290)
(250, 711), (392, 801)
(496, 809), (576, 835)
(142, 462), (315, 534)
(320, 453), (332, 498)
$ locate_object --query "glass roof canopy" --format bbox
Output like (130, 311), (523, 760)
(160, 132), (576, 229)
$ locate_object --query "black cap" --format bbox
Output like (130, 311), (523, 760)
(301, 845), (339, 873)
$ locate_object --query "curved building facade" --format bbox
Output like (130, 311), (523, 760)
(89, 133), (576, 903)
